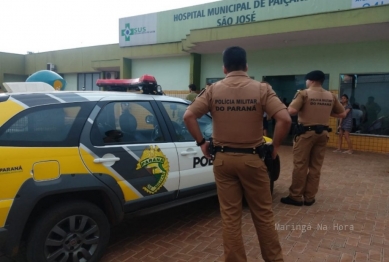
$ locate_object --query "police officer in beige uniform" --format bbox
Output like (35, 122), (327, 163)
(183, 46), (291, 262)
(281, 70), (346, 206)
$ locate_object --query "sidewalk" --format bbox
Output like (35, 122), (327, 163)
(2, 146), (389, 262)
(99, 146), (389, 262)
(268, 146), (389, 262)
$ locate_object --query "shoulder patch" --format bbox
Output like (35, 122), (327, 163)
(293, 90), (301, 100)
(197, 88), (206, 97)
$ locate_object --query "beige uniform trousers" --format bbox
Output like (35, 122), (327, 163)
(213, 152), (283, 262)
(289, 131), (328, 202)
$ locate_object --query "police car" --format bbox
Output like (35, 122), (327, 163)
(0, 80), (218, 261)
(0, 79), (278, 262)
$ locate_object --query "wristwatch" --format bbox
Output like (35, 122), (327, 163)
(196, 138), (206, 146)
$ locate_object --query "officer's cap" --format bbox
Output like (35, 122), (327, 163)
(305, 70), (325, 82)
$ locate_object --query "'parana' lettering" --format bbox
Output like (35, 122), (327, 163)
(0, 165), (23, 174)
(227, 105), (257, 111)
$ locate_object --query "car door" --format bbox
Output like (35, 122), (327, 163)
(157, 101), (215, 196)
(79, 97), (180, 212)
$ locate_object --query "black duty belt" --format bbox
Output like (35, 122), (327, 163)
(304, 125), (330, 132)
(214, 146), (262, 154)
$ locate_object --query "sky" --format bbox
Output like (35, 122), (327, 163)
(0, 0), (220, 54)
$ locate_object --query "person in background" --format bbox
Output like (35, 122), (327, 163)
(185, 84), (197, 102)
(365, 96), (381, 127)
(360, 105), (367, 124)
(199, 82), (212, 93)
(360, 104), (368, 129)
(334, 94), (353, 154)
(351, 103), (363, 132)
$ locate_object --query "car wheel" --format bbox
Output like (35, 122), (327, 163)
(26, 201), (110, 262)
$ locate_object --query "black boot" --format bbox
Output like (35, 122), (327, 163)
(304, 199), (316, 206)
(280, 196), (303, 206)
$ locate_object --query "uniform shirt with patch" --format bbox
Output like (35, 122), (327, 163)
(187, 71), (286, 148)
(289, 87), (344, 126)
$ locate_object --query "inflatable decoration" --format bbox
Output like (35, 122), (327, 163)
(26, 70), (66, 91)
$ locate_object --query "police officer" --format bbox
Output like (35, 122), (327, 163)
(183, 46), (291, 262)
(281, 70), (346, 206)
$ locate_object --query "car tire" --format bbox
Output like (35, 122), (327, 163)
(26, 201), (110, 262)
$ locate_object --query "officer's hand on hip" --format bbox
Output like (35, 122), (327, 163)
(265, 142), (278, 159)
(201, 141), (211, 159)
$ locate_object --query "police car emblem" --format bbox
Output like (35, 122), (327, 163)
(136, 146), (170, 194)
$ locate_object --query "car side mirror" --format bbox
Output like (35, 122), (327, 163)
(145, 115), (155, 124)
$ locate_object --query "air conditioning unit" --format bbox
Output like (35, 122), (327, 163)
(46, 63), (56, 71)
(106, 71), (119, 79)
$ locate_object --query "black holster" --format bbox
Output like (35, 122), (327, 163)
(261, 144), (273, 168)
(294, 123), (306, 136)
(209, 137), (216, 160)
(260, 143), (280, 182)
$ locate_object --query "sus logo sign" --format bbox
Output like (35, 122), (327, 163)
(193, 156), (213, 168)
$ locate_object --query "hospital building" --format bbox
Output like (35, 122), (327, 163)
(0, 0), (388, 153)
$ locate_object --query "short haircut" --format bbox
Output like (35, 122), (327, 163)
(222, 46), (247, 72)
(342, 94), (349, 100)
(189, 84), (196, 91)
(305, 70), (325, 84)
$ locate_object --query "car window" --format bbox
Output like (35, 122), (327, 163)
(0, 104), (85, 147)
(91, 101), (164, 145)
(161, 102), (212, 142)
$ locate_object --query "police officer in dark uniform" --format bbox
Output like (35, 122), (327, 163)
(281, 70), (346, 206)
(183, 46), (291, 262)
